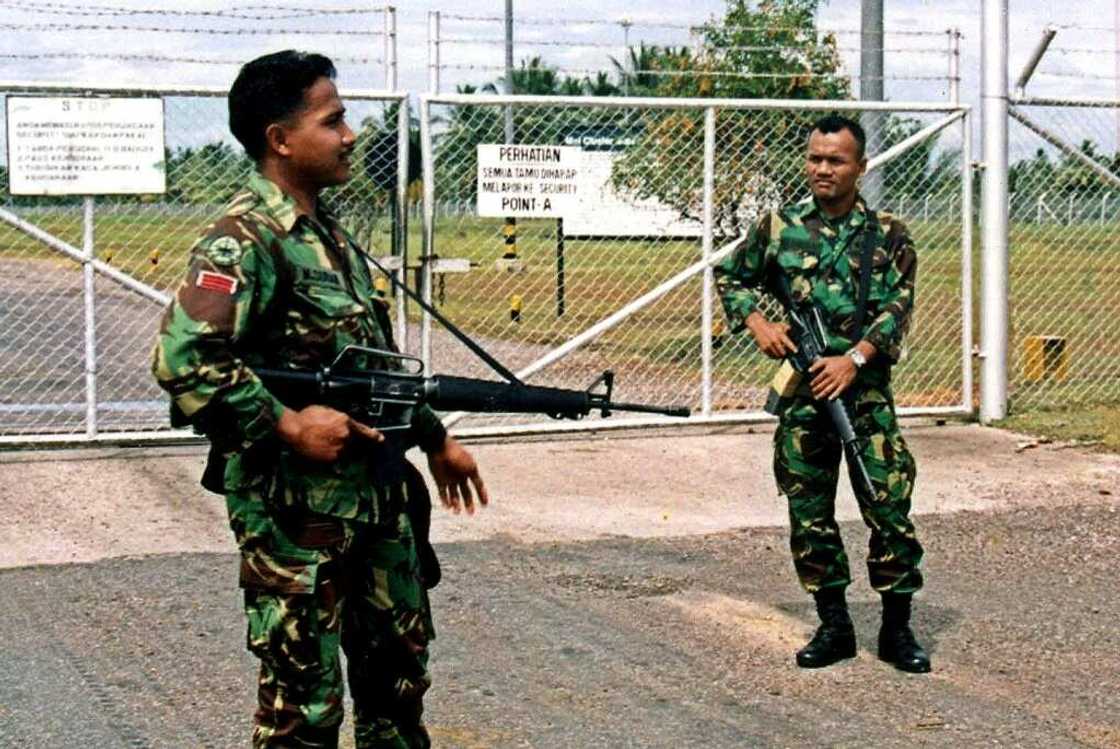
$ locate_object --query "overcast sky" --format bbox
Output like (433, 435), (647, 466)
(2, 1), (1119, 158)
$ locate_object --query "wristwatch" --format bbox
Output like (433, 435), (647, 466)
(846, 347), (868, 369)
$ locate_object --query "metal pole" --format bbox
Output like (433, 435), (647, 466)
(419, 98), (435, 373)
(980, 0), (1009, 423)
(1013, 26), (1056, 99)
(700, 107), (716, 416)
(384, 5), (397, 90)
(82, 196), (97, 437)
(503, 0), (517, 263)
(949, 28), (961, 104)
(395, 99), (409, 347)
(427, 11), (440, 93)
(960, 112), (975, 414)
(621, 20), (632, 96)
(860, 0), (885, 207)
(504, 0), (514, 140)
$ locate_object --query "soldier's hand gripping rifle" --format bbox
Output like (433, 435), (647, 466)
(765, 277), (877, 500)
(255, 345), (690, 429)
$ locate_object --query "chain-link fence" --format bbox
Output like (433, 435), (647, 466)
(1006, 97), (1120, 411)
(0, 83), (410, 441)
(418, 93), (972, 434)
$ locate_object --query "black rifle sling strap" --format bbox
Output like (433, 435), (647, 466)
(850, 208), (878, 344)
(344, 237), (524, 386)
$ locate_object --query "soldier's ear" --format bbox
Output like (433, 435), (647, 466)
(264, 122), (292, 158)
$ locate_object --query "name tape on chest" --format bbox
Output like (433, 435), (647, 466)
(196, 270), (239, 295)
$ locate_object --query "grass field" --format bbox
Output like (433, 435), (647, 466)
(2, 204), (1119, 438)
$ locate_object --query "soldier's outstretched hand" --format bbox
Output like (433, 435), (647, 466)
(427, 436), (489, 516)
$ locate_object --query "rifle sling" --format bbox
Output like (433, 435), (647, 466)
(850, 208), (878, 344)
(336, 233), (524, 386)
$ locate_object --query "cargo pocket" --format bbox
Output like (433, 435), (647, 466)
(242, 551), (325, 688)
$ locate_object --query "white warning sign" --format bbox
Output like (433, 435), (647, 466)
(476, 144), (582, 217)
(6, 96), (166, 196)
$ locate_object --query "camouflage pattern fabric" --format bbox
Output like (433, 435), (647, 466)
(151, 171), (447, 516)
(235, 491), (433, 748)
(152, 172), (446, 746)
(774, 388), (922, 593)
(715, 196), (924, 594)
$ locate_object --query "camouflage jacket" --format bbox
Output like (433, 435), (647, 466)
(715, 196), (917, 383)
(152, 172), (446, 521)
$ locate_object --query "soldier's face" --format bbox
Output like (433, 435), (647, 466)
(805, 129), (866, 204)
(279, 77), (356, 189)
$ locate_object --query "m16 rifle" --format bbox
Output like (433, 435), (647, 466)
(256, 345), (690, 430)
(766, 277), (877, 499)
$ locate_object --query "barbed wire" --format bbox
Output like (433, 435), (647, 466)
(0, 52), (381, 65)
(440, 63), (945, 81)
(0, 22), (383, 36)
(1050, 47), (1120, 56)
(436, 13), (949, 37)
(1035, 70), (1118, 81)
(438, 37), (946, 56)
(0, 1), (383, 20)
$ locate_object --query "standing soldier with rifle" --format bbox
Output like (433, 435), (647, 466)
(152, 51), (488, 747)
(714, 114), (930, 673)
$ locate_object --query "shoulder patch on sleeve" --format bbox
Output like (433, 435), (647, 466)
(202, 235), (245, 266)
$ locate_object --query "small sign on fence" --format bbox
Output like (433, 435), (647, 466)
(476, 144), (582, 217)
(5, 96), (166, 195)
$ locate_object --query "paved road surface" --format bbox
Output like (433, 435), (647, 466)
(1, 423), (1117, 748)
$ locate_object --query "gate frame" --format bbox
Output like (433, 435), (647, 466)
(419, 92), (975, 438)
(0, 81), (411, 445)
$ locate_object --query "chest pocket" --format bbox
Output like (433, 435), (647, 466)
(289, 275), (369, 350)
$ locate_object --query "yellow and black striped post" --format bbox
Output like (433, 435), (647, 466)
(501, 216), (517, 259)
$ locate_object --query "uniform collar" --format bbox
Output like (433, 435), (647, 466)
(246, 171), (339, 236)
(801, 194), (869, 230)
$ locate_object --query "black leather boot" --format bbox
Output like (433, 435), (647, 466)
(796, 588), (857, 668)
(878, 592), (931, 673)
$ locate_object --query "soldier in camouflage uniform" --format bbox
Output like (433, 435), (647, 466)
(152, 51), (489, 747)
(715, 114), (930, 674)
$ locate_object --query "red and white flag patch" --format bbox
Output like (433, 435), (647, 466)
(196, 270), (238, 295)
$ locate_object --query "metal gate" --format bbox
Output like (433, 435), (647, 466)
(418, 93), (974, 436)
(0, 82), (411, 444)
(1006, 94), (1120, 412)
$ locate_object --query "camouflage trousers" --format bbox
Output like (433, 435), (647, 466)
(773, 384), (924, 595)
(227, 486), (434, 749)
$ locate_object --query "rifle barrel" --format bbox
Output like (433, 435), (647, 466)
(606, 400), (691, 418)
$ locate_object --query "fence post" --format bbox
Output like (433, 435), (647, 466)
(980, 0), (1010, 423)
(427, 11), (440, 93)
(384, 6), (397, 90)
(701, 107), (716, 417)
(419, 97), (435, 374)
(395, 97), (409, 348)
(82, 196), (98, 437)
(960, 112), (975, 414)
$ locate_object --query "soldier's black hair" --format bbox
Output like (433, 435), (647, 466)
(810, 113), (867, 160)
(228, 50), (337, 161)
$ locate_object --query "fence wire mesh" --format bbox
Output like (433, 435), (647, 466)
(1007, 101), (1120, 412)
(0, 86), (407, 437)
(421, 97), (969, 431)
